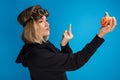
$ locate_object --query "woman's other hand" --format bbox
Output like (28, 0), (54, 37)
(98, 12), (117, 38)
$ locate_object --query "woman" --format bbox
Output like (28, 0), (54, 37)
(16, 5), (116, 80)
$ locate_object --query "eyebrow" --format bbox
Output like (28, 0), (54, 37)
(38, 18), (43, 21)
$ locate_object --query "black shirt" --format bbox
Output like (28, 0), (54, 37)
(16, 35), (104, 80)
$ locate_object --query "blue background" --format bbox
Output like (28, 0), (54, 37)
(0, 0), (120, 80)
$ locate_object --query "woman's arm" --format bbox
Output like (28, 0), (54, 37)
(27, 35), (104, 71)
(60, 43), (73, 54)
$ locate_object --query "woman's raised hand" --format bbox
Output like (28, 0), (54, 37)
(61, 24), (73, 46)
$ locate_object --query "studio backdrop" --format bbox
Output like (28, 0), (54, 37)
(0, 0), (120, 80)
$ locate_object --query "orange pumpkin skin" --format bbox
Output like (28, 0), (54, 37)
(101, 17), (111, 27)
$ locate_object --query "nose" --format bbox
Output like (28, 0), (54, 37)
(45, 20), (50, 28)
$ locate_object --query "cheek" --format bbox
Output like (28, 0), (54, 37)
(38, 24), (49, 35)
(38, 23), (45, 30)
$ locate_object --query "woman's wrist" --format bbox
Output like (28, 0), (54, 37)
(61, 39), (69, 46)
(97, 32), (105, 38)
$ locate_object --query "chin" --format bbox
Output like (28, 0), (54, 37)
(47, 31), (50, 36)
(46, 33), (50, 37)
(43, 35), (49, 41)
(44, 31), (50, 37)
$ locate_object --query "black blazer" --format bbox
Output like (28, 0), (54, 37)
(16, 35), (104, 80)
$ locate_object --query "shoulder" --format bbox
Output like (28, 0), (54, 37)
(27, 43), (55, 58)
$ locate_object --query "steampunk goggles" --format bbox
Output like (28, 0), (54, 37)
(23, 8), (49, 26)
